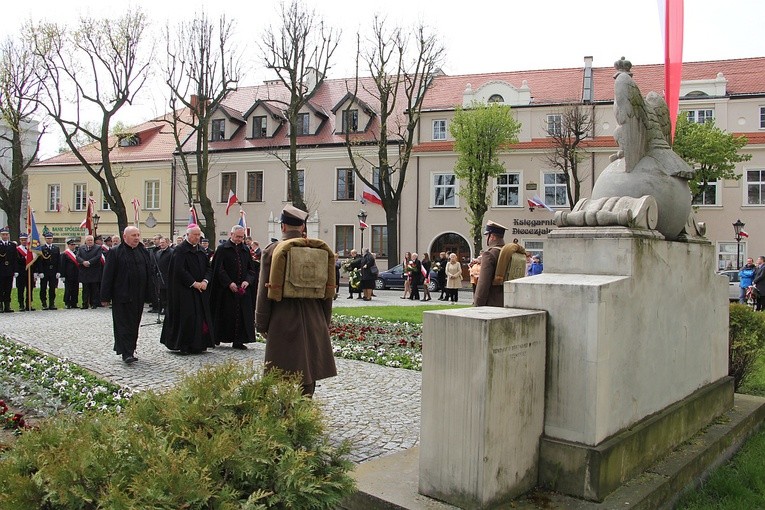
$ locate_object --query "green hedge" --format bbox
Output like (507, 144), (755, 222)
(729, 304), (765, 391)
(0, 362), (355, 509)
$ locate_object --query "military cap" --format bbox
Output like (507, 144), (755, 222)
(43, 232), (54, 238)
(66, 238), (77, 245)
(18, 233), (28, 239)
(270, 237), (278, 243)
(280, 204), (309, 226)
(483, 220), (508, 236)
(0, 226), (9, 233)
(200, 238), (209, 243)
(94, 235), (103, 241)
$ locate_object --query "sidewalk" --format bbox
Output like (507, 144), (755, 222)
(0, 288), (432, 463)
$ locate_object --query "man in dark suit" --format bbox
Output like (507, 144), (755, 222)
(154, 236), (173, 314)
(0, 227), (16, 312)
(753, 256), (765, 311)
(34, 232), (61, 310)
(77, 235), (104, 309)
(15, 233), (35, 311)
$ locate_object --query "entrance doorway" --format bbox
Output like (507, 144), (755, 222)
(429, 233), (471, 280)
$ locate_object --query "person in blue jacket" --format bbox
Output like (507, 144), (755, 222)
(739, 257), (756, 303)
(527, 255), (544, 276)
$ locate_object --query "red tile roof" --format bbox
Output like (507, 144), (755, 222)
(35, 109), (194, 167)
(422, 57), (765, 110)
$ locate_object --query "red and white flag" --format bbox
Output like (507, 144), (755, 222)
(131, 197), (141, 226)
(361, 184), (382, 206)
(359, 219), (369, 229)
(225, 190), (239, 215)
(527, 195), (554, 212)
(658, 0), (684, 141)
(188, 206), (198, 227)
(79, 197), (95, 234)
(740, 231), (749, 238)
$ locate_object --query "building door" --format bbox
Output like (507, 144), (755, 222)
(429, 233), (471, 280)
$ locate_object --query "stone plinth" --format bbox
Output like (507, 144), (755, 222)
(504, 228), (731, 500)
(419, 307), (546, 509)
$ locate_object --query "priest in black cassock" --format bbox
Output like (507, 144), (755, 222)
(210, 224), (258, 349)
(100, 226), (152, 364)
(160, 224), (215, 354)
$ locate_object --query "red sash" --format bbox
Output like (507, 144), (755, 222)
(16, 245), (27, 258)
(64, 249), (78, 265)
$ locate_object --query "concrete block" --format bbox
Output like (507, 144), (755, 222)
(419, 307), (546, 509)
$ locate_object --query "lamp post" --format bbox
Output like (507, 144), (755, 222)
(357, 209), (368, 252)
(92, 213), (100, 238)
(733, 219), (745, 270)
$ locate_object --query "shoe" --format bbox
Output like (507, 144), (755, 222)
(40, 303), (47, 309)
(357, 296), (363, 299)
(82, 306), (89, 310)
(123, 356), (137, 364)
(400, 296), (407, 299)
(347, 296), (353, 299)
(362, 297), (371, 301)
(232, 343), (248, 350)
(91, 305), (97, 309)
(48, 306), (57, 310)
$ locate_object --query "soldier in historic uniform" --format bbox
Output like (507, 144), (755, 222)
(473, 220), (526, 307)
(0, 227), (17, 312)
(34, 232), (61, 310)
(15, 233), (36, 311)
(60, 238), (80, 309)
(255, 205), (337, 397)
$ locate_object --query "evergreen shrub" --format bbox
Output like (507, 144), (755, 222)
(729, 303), (765, 391)
(0, 362), (355, 509)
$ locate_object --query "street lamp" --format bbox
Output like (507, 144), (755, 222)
(733, 219), (745, 270)
(357, 209), (368, 252)
(92, 213), (101, 238)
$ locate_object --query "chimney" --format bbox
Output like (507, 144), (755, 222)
(582, 56), (594, 104)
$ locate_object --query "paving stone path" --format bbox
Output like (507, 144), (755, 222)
(0, 288), (440, 463)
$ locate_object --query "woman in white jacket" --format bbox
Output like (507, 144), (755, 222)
(445, 253), (462, 303)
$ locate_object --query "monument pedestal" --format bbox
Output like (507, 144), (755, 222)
(504, 228), (731, 501)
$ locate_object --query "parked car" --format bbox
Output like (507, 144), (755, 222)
(718, 270), (741, 301)
(375, 263), (440, 292)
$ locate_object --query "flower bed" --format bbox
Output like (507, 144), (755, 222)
(330, 316), (423, 371)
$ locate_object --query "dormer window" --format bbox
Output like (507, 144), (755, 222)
(252, 116), (267, 138)
(118, 134), (139, 147)
(297, 113), (310, 135)
(211, 119), (225, 141)
(488, 94), (504, 103)
(342, 109), (359, 133)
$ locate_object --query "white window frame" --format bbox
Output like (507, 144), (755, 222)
(546, 114), (562, 136)
(717, 241), (746, 271)
(286, 168), (305, 201)
(495, 172), (522, 207)
(524, 240), (544, 261)
(211, 118), (225, 141)
(336, 167), (355, 201)
(73, 183), (87, 211)
(684, 109), (714, 124)
(691, 181), (719, 206)
(144, 180), (160, 210)
(432, 119), (447, 140)
(335, 224), (354, 257)
(101, 190), (111, 211)
(746, 168), (765, 205)
(342, 109), (359, 133)
(47, 184), (61, 212)
(432, 172), (457, 208)
(246, 171), (264, 202)
(297, 113), (310, 136)
(371, 225), (388, 258)
(542, 171), (568, 207)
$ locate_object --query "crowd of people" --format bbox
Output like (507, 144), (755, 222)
(739, 256), (765, 311)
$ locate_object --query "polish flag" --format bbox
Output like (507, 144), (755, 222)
(359, 219), (369, 229)
(238, 208), (247, 229)
(361, 184), (382, 206)
(225, 190), (238, 215)
(527, 195), (554, 212)
(740, 231), (749, 238)
(188, 206), (198, 227)
(131, 197), (141, 226)
(658, 0), (684, 141)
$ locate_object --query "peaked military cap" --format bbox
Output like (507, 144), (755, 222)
(483, 220), (508, 236)
(280, 204), (309, 226)
(43, 232), (54, 238)
(0, 227), (9, 233)
(18, 233), (28, 239)
(66, 238), (77, 245)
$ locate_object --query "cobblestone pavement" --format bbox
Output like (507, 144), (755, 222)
(0, 288), (460, 463)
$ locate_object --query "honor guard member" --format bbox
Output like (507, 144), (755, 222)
(473, 220), (526, 307)
(16, 233), (35, 311)
(60, 238), (80, 309)
(256, 204), (337, 397)
(200, 238), (213, 261)
(34, 232), (61, 310)
(0, 227), (17, 312)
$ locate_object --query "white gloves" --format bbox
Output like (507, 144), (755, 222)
(56, 273), (60, 278)
(13, 272), (18, 278)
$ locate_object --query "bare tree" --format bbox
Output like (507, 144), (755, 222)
(345, 17), (444, 262)
(164, 13), (242, 241)
(0, 35), (45, 239)
(544, 104), (595, 209)
(260, 0), (339, 212)
(28, 10), (152, 234)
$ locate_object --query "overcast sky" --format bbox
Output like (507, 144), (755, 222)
(4, 0), (765, 157)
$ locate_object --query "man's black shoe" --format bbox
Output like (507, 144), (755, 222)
(232, 343), (248, 350)
(48, 306), (57, 310)
(123, 356), (137, 364)
(347, 295), (353, 299)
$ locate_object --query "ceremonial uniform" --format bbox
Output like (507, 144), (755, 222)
(473, 220), (525, 307)
(60, 239), (80, 309)
(34, 234), (60, 309)
(15, 233), (35, 311)
(0, 228), (16, 312)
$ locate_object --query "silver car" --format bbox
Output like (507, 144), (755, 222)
(718, 270), (742, 301)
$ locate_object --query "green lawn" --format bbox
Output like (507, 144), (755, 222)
(333, 304), (469, 324)
(7, 286), (66, 311)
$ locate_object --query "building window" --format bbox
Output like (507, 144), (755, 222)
(372, 166), (382, 190)
(247, 171), (263, 202)
(252, 116), (267, 138)
(433, 119), (447, 140)
(692, 182), (718, 206)
(684, 109), (714, 124)
(211, 119), (225, 141)
(144, 180), (160, 210)
(524, 240), (544, 261)
(747, 169), (765, 205)
(496, 172), (520, 206)
(101, 189), (111, 211)
(336, 168), (355, 200)
(221, 172), (237, 202)
(297, 113), (310, 135)
(371, 225), (388, 258)
(543, 172), (568, 207)
(433, 173), (456, 207)
(718, 242), (746, 271)
(335, 225), (354, 257)
(760, 106), (765, 129)
(286, 169), (305, 201)
(118, 134), (139, 147)
(188, 174), (199, 202)
(73, 184), (87, 211)
(47, 184), (61, 212)
(488, 94), (504, 103)
(342, 109), (358, 133)
(546, 114), (562, 136)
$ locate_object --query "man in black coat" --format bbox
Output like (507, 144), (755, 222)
(160, 225), (215, 354)
(34, 232), (60, 309)
(409, 252), (423, 301)
(154, 237), (173, 314)
(77, 235), (104, 309)
(0, 227), (16, 312)
(60, 239), (80, 309)
(100, 226), (152, 364)
(210, 225), (257, 349)
(753, 256), (765, 311)
(15, 232), (35, 311)
(437, 251), (448, 300)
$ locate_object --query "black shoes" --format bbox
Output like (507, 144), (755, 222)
(122, 353), (137, 364)
(232, 344), (248, 350)
(48, 306), (57, 310)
